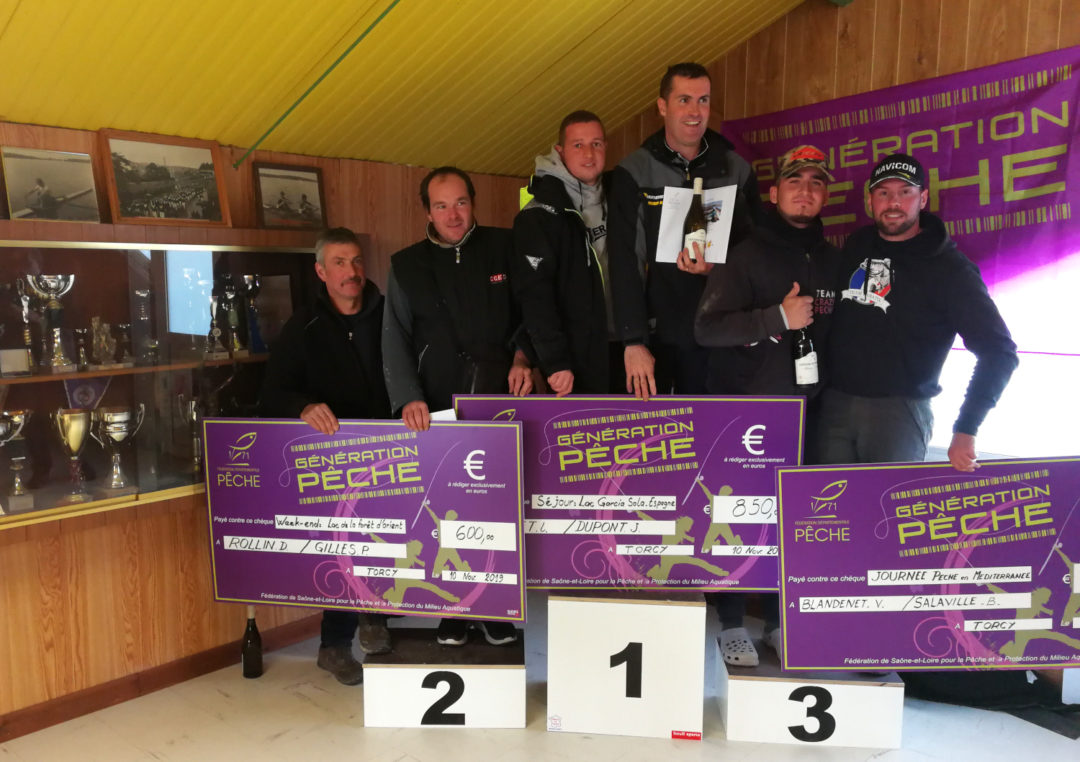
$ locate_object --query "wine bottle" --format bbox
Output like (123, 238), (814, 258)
(794, 328), (818, 390)
(682, 177), (707, 262)
(241, 605), (263, 678)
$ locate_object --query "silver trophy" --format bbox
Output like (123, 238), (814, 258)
(241, 275), (266, 353)
(115, 323), (136, 366)
(14, 281), (35, 370)
(133, 289), (159, 365)
(205, 292), (229, 360)
(49, 326), (76, 372)
(26, 274), (75, 368)
(51, 408), (92, 503)
(91, 404), (145, 491)
(0, 410), (33, 512)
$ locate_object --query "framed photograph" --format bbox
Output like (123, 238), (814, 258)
(253, 163), (327, 229)
(100, 129), (231, 226)
(0, 147), (101, 222)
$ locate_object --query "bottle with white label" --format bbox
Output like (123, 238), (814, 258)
(682, 177), (707, 262)
(794, 328), (818, 390)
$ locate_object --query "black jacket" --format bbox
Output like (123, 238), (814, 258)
(511, 172), (609, 392)
(382, 225), (518, 413)
(695, 210), (840, 396)
(260, 280), (391, 420)
(827, 212), (1018, 435)
(608, 128), (762, 348)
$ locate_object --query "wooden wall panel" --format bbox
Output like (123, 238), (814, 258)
(605, 0), (1074, 166)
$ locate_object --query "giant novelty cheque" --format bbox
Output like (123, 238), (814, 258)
(778, 458), (1080, 670)
(456, 395), (803, 590)
(204, 419), (526, 622)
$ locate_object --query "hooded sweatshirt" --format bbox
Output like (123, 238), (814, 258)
(827, 211), (1018, 435)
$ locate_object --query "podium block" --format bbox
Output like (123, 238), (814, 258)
(717, 638), (904, 748)
(547, 591), (706, 740)
(363, 628), (525, 728)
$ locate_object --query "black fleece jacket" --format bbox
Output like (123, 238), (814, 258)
(826, 212), (1018, 435)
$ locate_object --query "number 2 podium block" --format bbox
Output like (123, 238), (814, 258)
(547, 592), (706, 739)
(363, 628), (525, 728)
(717, 639), (904, 748)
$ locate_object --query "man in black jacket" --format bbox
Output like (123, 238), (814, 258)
(819, 153), (1018, 469)
(513, 110), (615, 395)
(608, 62), (762, 399)
(382, 166), (531, 647)
(695, 145), (840, 666)
(260, 227), (392, 686)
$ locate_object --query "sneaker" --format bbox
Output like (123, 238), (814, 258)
(356, 615), (392, 655)
(476, 620), (518, 646)
(316, 645), (364, 685)
(436, 618), (470, 646)
(720, 626), (759, 667)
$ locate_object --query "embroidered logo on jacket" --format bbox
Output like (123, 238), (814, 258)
(841, 258), (892, 311)
(490, 273), (507, 284)
(525, 256), (542, 271)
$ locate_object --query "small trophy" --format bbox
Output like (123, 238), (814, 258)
(241, 275), (266, 353)
(0, 410), (34, 513)
(116, 324), (136, 367)
(74, 328), (90, 371)
(205, 293), (229, 360)
(91, 404), (145, 492)
(26, 274), (75, 367)
(89, 317), (119, 370)
(221, 276), (248, 358)
(178, 394), (203, 471)
(49, 327), (76, 373)
(14, 280), (35, 371)
(51, 408), (92, 503)
(133, 289), (159, 365)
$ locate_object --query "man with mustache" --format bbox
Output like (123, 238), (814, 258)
(261, 226), (393, 685)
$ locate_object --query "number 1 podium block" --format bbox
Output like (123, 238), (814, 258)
(547, 591), (706, 739)
(717, 639), (904, 748)
(363, 628), (525, 728)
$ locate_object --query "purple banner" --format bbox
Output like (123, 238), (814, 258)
(724, 46), (1080, 355)
(203, 418), (526, 622)
(456, 395), (803, 590)
(778, 458), (1080, 670)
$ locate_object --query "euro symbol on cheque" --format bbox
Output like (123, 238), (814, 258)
(741, 425), (766, 455)
(464, 449), (486, 481)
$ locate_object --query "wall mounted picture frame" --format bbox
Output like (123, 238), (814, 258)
(252, 162), (327, 229)
(0, 146), (101, 222)
(99, 129), (231, 227)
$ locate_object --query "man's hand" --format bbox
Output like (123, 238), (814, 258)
(781, 281), (814, 330)
(547, 370), (574, 397)
(508, 351), (533, 396)
(676, 242), (714, 275)
(624, 344), (657, 401)
(402, 400), (430, 432)
(948, 432), (980, 472)
(300, 403), (339, 435)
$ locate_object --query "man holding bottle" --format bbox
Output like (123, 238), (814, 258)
(261, 227), (392, 686)
(608, 62), (762, 399)
(693, 145), (839, 666)
(817, 153), (1018, 470)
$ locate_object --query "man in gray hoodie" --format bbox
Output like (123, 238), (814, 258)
(512, 110), (620, 394)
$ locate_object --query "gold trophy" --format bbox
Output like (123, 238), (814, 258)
(26, 274), (75, 370)
(51, 408), (92, 503)
(91, 404), (145, 491)
(0, 409), (33, 510)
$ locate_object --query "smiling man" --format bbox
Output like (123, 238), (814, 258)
(693, 145), (840, 667)
(608, 62), (763, 400)
(819, 153), (1018, 470)
(512, 110), (615, 395)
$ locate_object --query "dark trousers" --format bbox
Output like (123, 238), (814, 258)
(652, 342), (710, 395)
(320, 609), (358, 647)
(816, 388), (933, 464)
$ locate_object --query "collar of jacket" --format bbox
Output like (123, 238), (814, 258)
(643, 127), (735, 172)
(426, 221), (477, 249)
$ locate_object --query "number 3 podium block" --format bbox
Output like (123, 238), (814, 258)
(547, 592), (706, 739)
(363, 628), (525, 728)
(717, 639), (904, 748)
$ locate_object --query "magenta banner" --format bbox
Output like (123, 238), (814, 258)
(777, 458), (1080, 671)
(724, 47), (1080, 355)
(203, 419), (526, 622)
(456, 395), (803, 591)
